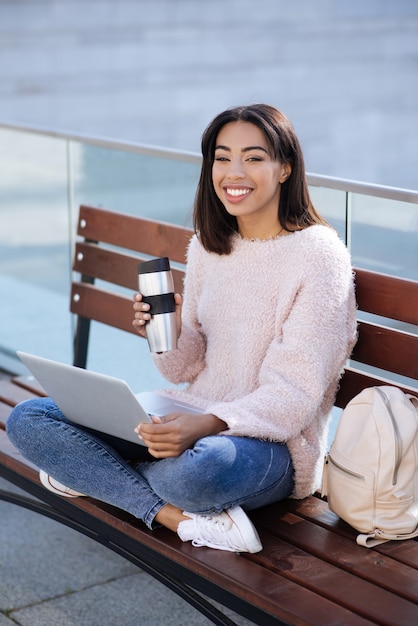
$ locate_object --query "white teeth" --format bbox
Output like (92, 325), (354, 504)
(226, 188), (250, 197)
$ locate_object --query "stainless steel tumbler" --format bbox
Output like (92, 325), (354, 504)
(137, 257), (177, 352)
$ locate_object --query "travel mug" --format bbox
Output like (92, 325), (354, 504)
(137, 257), (177, 352)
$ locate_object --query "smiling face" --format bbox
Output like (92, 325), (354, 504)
(212, 121), (291, 239)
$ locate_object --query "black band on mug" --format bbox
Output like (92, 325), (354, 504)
(141, 293), (176, 314)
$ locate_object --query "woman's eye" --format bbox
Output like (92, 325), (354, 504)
(214, 156), (229, 162)
(247, 156), (263, 162)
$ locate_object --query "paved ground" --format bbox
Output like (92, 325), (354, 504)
(0, 2), (417, 624)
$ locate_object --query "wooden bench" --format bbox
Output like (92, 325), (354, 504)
(1, 204), (417, 626)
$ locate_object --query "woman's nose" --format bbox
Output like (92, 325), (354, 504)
(225, 158), (245, 179)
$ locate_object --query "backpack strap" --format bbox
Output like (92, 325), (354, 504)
(357, 526), (418, 548)
(408, 394), (418, 410)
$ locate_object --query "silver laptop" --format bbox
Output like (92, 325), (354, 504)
(17, 351), (202, 446)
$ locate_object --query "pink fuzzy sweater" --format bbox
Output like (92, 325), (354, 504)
(154, 225), (357, 499)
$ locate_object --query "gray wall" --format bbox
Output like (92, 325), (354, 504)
(1, 0), (417, 189)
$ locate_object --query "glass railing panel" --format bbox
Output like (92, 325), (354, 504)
(350, 192), (418, 281)
(69, 142), (201, 228)
(308, 186), (348, 243)
(0, 129), (73, 369)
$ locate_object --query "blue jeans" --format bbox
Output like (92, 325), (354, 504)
(6, 397), (294, 529)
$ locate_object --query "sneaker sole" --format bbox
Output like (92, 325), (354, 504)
(227, 506), (263, 553)
(39, 470), (85, 498)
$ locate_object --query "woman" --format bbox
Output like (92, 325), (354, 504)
(7, 104), (357, 553)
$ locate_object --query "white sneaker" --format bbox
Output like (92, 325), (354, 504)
(177, 506), (262, 553)
(39, 470), (86, 498)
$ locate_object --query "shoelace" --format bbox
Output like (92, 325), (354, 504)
(191, 513), (238, 551)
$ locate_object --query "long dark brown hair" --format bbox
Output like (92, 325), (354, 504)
(193, 104), (328, 254)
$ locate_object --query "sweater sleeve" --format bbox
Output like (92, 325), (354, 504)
(207, 232), (357, 441)
(151, 236), (207, 384)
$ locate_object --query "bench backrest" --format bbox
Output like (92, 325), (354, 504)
(71, 205), (418, 404)
(70, 205), (192, 369)
(336, 269), (418, 406)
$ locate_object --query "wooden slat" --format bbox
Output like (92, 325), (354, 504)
(77, 205), (193, 265)
(70, 283), (136, 334)
(161, 541), (374, 626)
(335, 368), (418, 408)
(352, 321), (418, 379)
(12, 375), (46, 396)
(354, 268), (418, 325)
(0, 401), (12, 427)
(275, 496), (418, 569)
(254, 505), (418, 608)
(0, 376), (45, 429)
(248, 535), (404, 625)
(73, 241), (185, 293)
(0, 378), (44, 409)
(250, 534), (418, 625)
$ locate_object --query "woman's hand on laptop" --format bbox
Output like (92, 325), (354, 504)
(136, 412), (226, 458)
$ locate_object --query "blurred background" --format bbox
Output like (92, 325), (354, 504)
(1, 0), (417, 189)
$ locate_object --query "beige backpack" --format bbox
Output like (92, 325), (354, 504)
(322, 385), (418, 547)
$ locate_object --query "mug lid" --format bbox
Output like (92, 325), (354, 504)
(138, 257), (170, 274)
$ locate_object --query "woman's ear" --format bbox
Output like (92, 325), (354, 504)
(280, 164), (292, 183)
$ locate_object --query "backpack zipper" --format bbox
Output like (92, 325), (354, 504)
(327, 455), (365, 480)
(375, 387), (402, 485)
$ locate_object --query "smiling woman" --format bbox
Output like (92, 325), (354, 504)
(7, 104), (357, 557)
(194, 104), (329, 254)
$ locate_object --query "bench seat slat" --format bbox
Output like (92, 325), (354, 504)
(253, 505), (418, 606)
(78, 205), (192, 265)
(275, 497), (418, 569)
(11, 375), (46, 396)
(250, 537), (418, 626)
(144, 537), (374, 626)
(0, 378), (44, 410)
(0, 401), (13, 424)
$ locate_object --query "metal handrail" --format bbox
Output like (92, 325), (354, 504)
(0, 121), (202, 164)
(1, 121), (417, 204)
